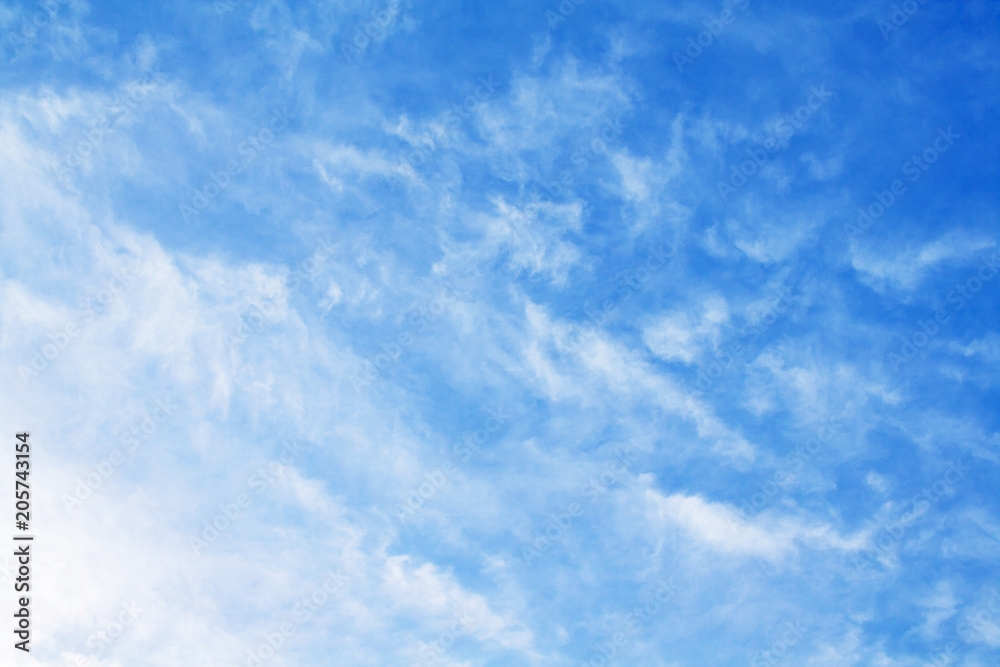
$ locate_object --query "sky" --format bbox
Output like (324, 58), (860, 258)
(0, 0), (998, 665)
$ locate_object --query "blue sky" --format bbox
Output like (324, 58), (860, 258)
(0, 0), (998, 665)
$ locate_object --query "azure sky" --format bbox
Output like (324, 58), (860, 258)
(0, 0), (998, 665)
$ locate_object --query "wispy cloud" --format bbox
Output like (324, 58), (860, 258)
(1, 0), (997, 664)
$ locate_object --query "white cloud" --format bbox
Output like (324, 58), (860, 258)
(642, 295), (729, 363)
(850, 233), (995, 293)
(644, 486), (866, 562)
